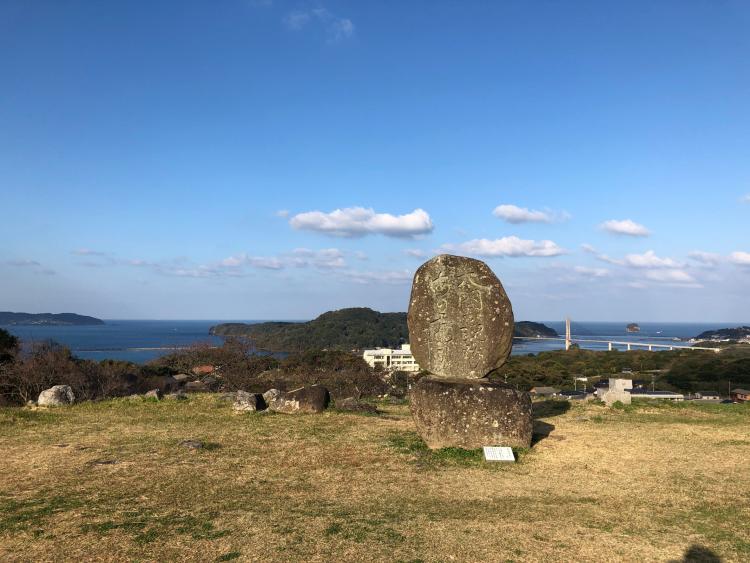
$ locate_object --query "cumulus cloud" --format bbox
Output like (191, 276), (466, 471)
(442, 236), (566, 258)
(688, 251), (722, 266)
(290, 207), (434, 238)
(620, 250), (683, 269)
(600, 219), (651, 237)
(492, 204), (569, 224)
(283, 7), (354, 42)
(730, 251), (750, 266)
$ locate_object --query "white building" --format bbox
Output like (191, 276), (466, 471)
(362, 344), (420, 372)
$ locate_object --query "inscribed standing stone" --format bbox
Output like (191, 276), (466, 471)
(407, 254), (514, 379)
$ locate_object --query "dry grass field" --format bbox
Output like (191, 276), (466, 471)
(0, 395), (748, 562)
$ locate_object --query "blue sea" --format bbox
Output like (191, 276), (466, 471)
(2, 320), (741, 364)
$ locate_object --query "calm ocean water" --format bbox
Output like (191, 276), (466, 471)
(3, 320), (741, 364)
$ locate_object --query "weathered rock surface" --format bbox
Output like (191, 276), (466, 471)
(410, 377), (532, 449)
(37, 385), (75, 407)
(262, 389), (281, 404)
(144, 389), (162, 400)
(165, 390), (187, 401)
(267, 385), (330, 414)
(407, 254), (514, 379)
(233, 391), (266, 412)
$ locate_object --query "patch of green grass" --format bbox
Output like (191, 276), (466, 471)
(216, 553), (241, 562)
(384, 431), (523, 468)
(0, 494), (83, 534)
(80, 509), (230, 544)
(0, 408), (58, 428)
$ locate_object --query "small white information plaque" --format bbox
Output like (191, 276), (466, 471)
(483, 446), (515, 462)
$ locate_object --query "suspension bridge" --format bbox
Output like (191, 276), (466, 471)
(513, 318), (721, 353)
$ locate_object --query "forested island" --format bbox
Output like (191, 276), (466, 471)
(210, 308), (557, 352)
(0, 312), (104, 326)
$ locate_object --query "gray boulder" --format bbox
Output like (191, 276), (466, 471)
(410, 377), (532, 449)
(267, 385), (330, 414)
(144, 389), (162, 400)
(165, 390), (187, 401)
(37, 385), (75, 407)
(407, 254), (514, 379)
(233, 391), (266, 412)
(262, 388), (281, 404)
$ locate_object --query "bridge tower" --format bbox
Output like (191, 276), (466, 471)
(565, 317), (571, 351)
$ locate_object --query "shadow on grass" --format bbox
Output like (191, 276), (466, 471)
(532, 399), (571, 419)
(668, 544), (722, 563)
(531, 420), (556, 447)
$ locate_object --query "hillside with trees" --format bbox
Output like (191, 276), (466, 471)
(0, 312), (104, 326)
(210, 308), (558, 352)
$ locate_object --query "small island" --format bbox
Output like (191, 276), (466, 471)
(626, 323), (640, 333)
(0, 312), (104, 326)
(210, 308), (558, 352)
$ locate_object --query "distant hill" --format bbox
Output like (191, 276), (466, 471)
(0, 312), (104, 326)
(694, 326), (750, 341)
(209, 308), (558, 352)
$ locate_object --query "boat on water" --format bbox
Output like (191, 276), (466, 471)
(626, 323), (641, 333)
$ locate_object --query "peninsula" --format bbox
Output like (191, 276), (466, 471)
(0, 312), (105, 326)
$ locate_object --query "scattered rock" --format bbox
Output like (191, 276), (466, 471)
(179, 439), (204, 450)
(89, 459), (118, 466)
(165, 391), (187, 401)
(262, 389), (281, 404)
(144, 389), (162, 400)
(336, 397), (378, 414)
(407, 254), (514, 379)
(233, 390), (266, 412)
(217, 392), (237, 402)
(37, 385), (75, 407)
(267, 385), (330, 414)
(191, 365), (215, 376)
(173, 373), (194, 383)
(410, 376), (533, 449)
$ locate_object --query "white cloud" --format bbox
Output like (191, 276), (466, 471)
(275, 209), (290, 218)
(730, 251), (750, 266)
(219, 248), (345, 271)
(688, 251), (722, 266)
(283, 7), (355, 42)
(493, 205), (549, 224)
(404, 248), (426, 259)
(581, 243), (597, 254)
(573, 266), (611, 278)
(643, 269), (701, 287)
(342, 269), (413, 285)
(621, 250), (683, 269)
(741, 194), (750, 203)
(290, 207), (434, 238)
(600, 219), (651, 237)
(442, 236), (566, 258)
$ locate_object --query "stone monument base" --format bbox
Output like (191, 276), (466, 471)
(410, 377), (532, 450)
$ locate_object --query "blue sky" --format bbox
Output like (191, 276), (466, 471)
(1, 0), (749, 321)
